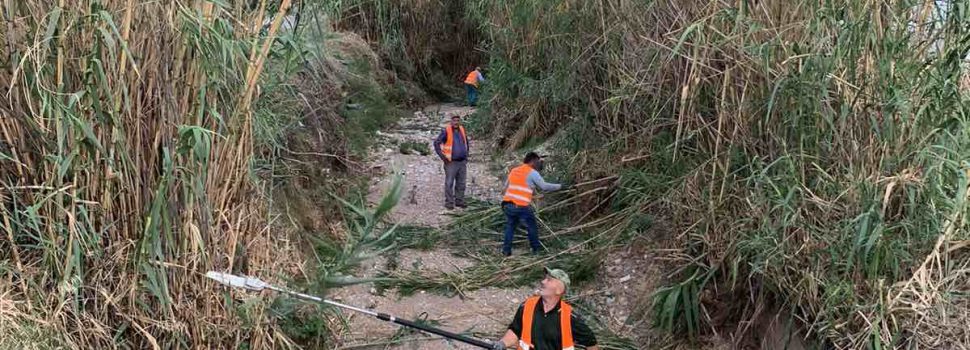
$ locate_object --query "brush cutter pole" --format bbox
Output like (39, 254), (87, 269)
(373, 313), (493, 349)
(264, 284), (379, 317)
(206, 272), (492, 349)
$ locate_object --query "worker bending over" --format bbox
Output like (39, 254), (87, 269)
(490, 268), (599, 350)
(464, 66), (485, 106)
(501, 152), (568, 256)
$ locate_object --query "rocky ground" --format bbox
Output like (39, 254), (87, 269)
(366, 104), (504, 227)
(332, 104), (532, 350)
(326, 103), (709, 350)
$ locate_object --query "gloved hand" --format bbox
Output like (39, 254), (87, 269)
(559, 183), (573, 191)
(490, 340), (506, 350)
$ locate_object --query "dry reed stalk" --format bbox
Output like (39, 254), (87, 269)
(0, 0), (311, 348)
(443, 0), (970, 347)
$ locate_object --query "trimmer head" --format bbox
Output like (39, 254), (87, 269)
(205, 271), (268, 291)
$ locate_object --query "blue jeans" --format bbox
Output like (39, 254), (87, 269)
(502, 203), (540, 255)
(465, 84), (478, 106)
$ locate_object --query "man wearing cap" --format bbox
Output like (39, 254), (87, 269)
(490, 268), (599, 350)
(501, 152), (569, 256)
(434, 114), (469, 210)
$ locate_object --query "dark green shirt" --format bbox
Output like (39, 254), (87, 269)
(508, 299), (598, 349)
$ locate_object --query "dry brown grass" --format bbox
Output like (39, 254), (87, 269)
(0, 0), (316, 348)
(458, 0), (970, 348)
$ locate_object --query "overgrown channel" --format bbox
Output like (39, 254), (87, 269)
(2, 1), (969, 349)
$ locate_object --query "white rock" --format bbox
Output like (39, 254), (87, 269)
(619, 275), (632, 283)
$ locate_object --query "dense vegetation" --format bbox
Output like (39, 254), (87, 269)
(2, 0), (968, 349)
(332, 0), (970, 348)
(0, 1), (416, 348)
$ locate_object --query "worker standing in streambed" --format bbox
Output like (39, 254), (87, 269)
(488, 268), (599, 350)
(434, 114), (469, 210)
(501, 152), (569, 256)
(464, 66), (485, 106)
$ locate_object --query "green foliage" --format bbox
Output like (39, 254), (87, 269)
(430, 0), (970, 347)
(376, 225), (440, 250)
(327, 0), (483, 98)
(376, 250), (603, 297)
(652, 268), (712, 339)
(310, 175), (403, 291)
(270, 298), (330, 347)
(398, 141), (431, 156)
(340, 58), (407, 155)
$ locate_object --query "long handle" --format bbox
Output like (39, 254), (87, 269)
(271, 285), (492, 348)
(377, 313), (493, 349)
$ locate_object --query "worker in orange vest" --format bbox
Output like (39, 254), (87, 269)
(433, 114), (469, 210)
(501, 152), (569, 256)
(464, 66), (485, 106)
(488, 268), (599, 350)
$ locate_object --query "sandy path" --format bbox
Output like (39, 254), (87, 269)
(332, 104), (531, 350)
(366, 104), (504, 227)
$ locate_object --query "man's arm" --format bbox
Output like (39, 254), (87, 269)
(527, 170), (562, 192)
(498, 329), (517, 348)
(571, 313), (598, 349)
(432, 129), (447, 161)
(494, 304), (525, 348)
(477, 71), (485, 83)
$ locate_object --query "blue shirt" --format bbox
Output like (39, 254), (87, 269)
(433, 126), (469, 161)
(504, 168), (561, 192)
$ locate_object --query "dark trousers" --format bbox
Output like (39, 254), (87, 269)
(444, 160), (466, 208)
(465, 84), (479, 106)
(502, 202), (540, 255)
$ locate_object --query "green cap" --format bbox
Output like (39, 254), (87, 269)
(544, 267), (571, 292)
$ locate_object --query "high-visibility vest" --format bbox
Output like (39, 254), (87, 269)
(517, 296), (575, 350)
(503, 164), (534, 206)
(442, 124), (466, 161)
(464, 70), (480, 87)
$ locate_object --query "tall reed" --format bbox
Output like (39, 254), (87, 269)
(466, 0), (969, 347)
(0, 0), (306, 348)
(328, 0), (484, 98)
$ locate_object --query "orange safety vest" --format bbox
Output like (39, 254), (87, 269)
(464, 70), (480, 87)
(518, 296), (575, 350)
(441, 124), (467, 161)
(503, 164), (535, 206)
